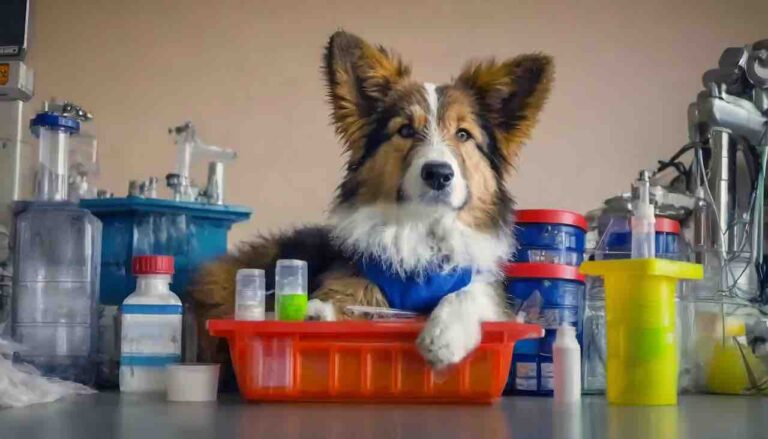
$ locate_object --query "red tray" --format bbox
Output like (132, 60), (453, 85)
(208, 319), (543, 403)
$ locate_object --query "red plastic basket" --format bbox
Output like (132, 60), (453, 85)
(208, 319), (543, 403)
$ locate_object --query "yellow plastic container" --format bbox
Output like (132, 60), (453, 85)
(581, 259), (703, 405)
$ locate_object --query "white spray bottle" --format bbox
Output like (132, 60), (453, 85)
(631, 170), (656, 259)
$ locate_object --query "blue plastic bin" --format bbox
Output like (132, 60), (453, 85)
(80, 197), (251, 305)
(513, 210), (587, 266)
(504, 263), (585, 395)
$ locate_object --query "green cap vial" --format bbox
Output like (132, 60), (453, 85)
(275, 259), (308, 321)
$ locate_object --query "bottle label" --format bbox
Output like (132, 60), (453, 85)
(121, 311), (182, 368)
(516, 362), (537, 378)
(277, 294), (308, 321)
(515, 378), (538, 391)
(121, 304), (183, 315)
(121, 354), (181, 366)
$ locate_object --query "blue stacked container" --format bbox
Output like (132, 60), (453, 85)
(513, 209), (588, 265)
(504, 263), (586, 395)
(505, 209), (587, 396)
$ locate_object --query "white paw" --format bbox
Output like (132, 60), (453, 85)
(416, 295), (482, 369)
(305, 299), (337, 321)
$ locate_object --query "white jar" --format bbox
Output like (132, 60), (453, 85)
(119, 255), (182, 393)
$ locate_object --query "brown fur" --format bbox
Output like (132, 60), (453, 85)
(190, 238), (279, 362)
(313, 275), (388, 319)
(456, 54), (554, 165)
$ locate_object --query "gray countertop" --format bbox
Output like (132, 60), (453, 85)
(0, 393), (765, 439)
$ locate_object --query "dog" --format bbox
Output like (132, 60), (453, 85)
(191, 30), (553, 369)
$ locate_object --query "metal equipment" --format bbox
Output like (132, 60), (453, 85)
(0, 1), (33, 326)
(585, 39), (768, 395)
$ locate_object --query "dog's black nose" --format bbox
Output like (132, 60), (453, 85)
(421, 161), (454, 191)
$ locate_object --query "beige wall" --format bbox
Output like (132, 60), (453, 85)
(25, 0), (768, 245)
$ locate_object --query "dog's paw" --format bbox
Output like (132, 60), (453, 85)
(305, 299), (337, 321)
(416, 296), (481, 369)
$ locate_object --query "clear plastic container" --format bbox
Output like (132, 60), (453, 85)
(235, 269), (266, 321)
(275, 259), (308, 321)
(11, 113), (102, 385)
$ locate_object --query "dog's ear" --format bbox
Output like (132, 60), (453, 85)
(324, 31), (411, 148)
(457, 54), (553, 165)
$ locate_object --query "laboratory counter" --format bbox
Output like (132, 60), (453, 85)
(1, 393), (766, 438)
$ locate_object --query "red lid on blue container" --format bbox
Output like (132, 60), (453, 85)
(504, 263), (586, 282)
(515, 209), (588, 231)
(132, 255), (175, 275)
(655, 217), (681, 234)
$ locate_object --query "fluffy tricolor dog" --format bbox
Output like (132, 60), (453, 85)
(192, 31), (553, 369)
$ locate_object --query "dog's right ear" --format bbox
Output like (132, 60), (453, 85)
(324, 31), (411, 149)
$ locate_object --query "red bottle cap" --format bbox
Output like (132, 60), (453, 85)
(515, 209), (588, 231)
(655, 217), (681, 234)
(132, 255), (175, 275)
(504, 262), (586, 282)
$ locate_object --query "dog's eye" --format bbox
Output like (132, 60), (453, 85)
(397, 124), (416, 139)
(456, 128), (473, 142)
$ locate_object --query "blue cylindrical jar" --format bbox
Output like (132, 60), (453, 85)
(513, 210), (588, 266)
(503, 263), (585, 396)
(601, 216), (681, 259)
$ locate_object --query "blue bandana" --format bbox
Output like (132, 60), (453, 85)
(358, 258), (473, 313)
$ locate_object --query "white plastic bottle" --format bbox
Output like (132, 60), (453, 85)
(631, 170), (656, 259)
(553, 323), (581, 403)
(120, 255), (182, 393)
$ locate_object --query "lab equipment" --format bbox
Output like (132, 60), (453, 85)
(166, 364), (220, 402)
(631, 170), (656, 259)
(207, 319), (543, 403)
(119, 255), (181, 393)
(275, 259), (308, 321)
(0, 0), (29, 58)
(0, 60), (34, 231)
(80, 198), (250, 306)
(235, 269), (266, 321)
(167, 121), (237, 203)
(11, 105), (101, 385)
(504, 263), (585, 395)
(553, 323), (581, 403)
(513, 209), (588, 265)
(67, 130), (99, 203)
(582, 39), (768, 396)
(583, 217), (683, 393)
(581, 259), (703, 405)
(79, 120), (251, 307)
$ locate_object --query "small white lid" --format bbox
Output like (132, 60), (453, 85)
(236, 268), (265, 279)
(167, 363), (220, 402)
(276, 259), (307, 268)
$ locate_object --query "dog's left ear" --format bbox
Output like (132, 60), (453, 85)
(324, 31), (411, 151)
(457, 54), (553, 165)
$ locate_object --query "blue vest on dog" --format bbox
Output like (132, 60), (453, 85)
(358, 258), (473, 313)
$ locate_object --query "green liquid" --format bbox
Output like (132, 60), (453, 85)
(277, 294), (308, 321)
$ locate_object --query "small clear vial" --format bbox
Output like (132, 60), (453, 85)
(235, 269), (266, 321)
(275, 259), (308, 321)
